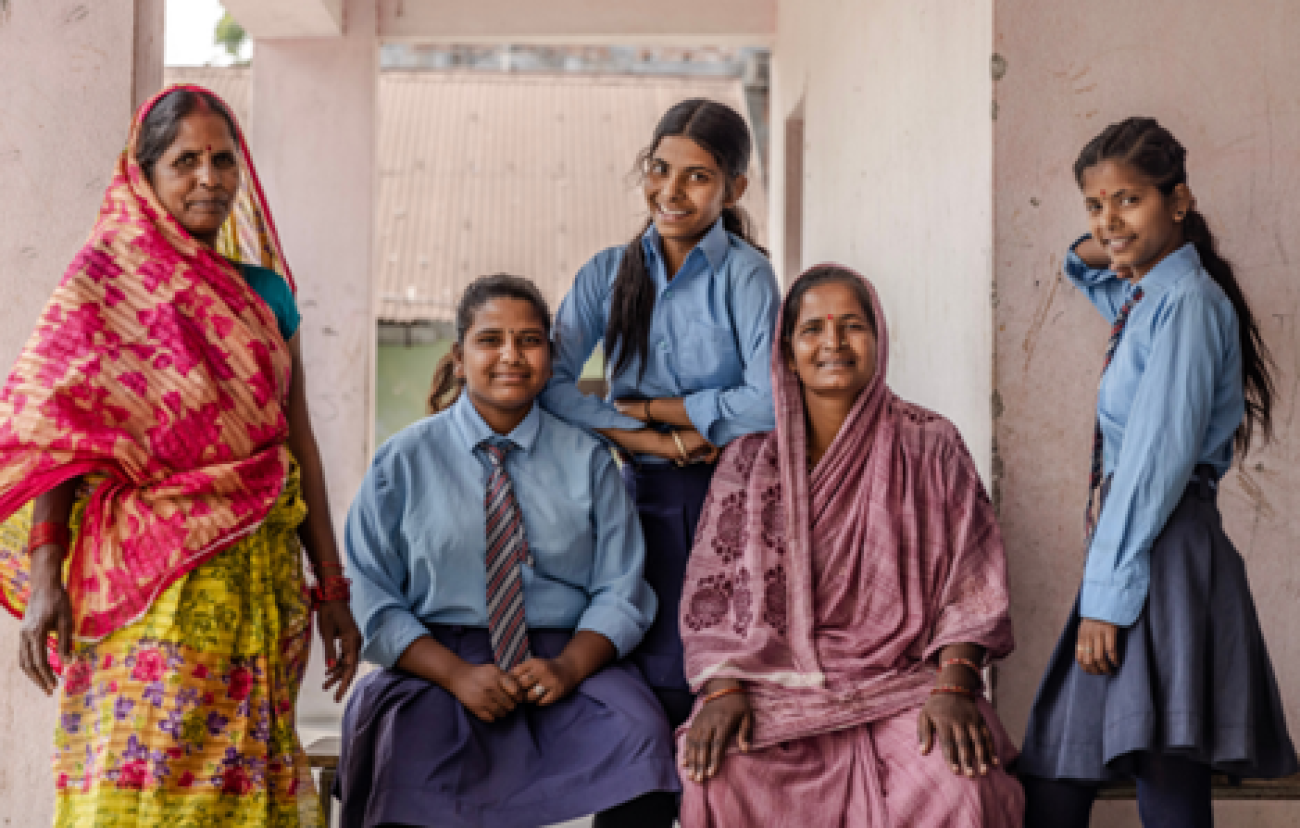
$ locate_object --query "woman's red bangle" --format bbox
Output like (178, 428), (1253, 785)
(941, 657), (984, 686)
(311, 575), (351, 605)
(930, 684), (979, 699)
(701, 686), (745, 706)
(28, 522), (70, 555)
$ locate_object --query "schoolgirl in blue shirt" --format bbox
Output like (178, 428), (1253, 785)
(335, 275), (679, 828)
(540, 98), (779, 825)
(1018, 118), (1298, 827)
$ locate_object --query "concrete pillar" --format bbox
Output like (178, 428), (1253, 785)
(250, 0), (378, 733)
(993, 2), (1300, 824)
(771, 0), (995, 479)
(0, 1), (164, 820)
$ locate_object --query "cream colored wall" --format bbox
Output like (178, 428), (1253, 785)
(992, 2), (1300, 824)
(0, 2), (164, 821)
(252, 0), (378, 732)
(771, 0), (995, 479)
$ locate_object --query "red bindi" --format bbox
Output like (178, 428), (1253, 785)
(1101, 189), (1107, 198)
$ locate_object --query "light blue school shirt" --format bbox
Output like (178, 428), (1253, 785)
(1066, 239), (1244, 626)
(345, 394), (657, 669)
(539, 217), (779, 458)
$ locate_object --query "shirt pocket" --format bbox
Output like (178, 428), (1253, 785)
(673, 324), (743, 392)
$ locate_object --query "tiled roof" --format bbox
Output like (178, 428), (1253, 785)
(164, 67), (767, 323)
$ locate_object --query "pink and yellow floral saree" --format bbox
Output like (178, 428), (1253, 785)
(0, 86), (320, 826)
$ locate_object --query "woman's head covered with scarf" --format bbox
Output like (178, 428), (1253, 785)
(0, 86), (300, 640)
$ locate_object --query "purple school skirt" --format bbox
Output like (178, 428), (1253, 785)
(335, 627), (680, 827)
(621, 461), (716, 694)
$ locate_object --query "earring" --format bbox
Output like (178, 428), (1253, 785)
(1176, 212), (1185, 221)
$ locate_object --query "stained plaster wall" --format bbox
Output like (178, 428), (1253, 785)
(993, 2), (1300, 824)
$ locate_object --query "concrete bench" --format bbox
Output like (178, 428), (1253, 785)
(308, 733), (1300, 819)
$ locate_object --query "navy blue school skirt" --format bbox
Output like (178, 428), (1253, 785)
(621, 461), (716, 695)
(335, 626), (679, 828)
(1018, 473), (1299, 782)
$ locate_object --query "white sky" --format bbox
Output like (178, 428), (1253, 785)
(165, 0), (250, 67)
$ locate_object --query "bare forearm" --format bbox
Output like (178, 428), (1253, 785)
(645, 397), (693, 428)
(30, 479), (79, 588)
(1075, 234), (1110, 269)
(289, 429), (343, 569)
(553, 630), (616, 685)
(395, 635), (470, 690)
(936, 643), (986, 692)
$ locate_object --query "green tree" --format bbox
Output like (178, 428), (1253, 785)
(214, 13), (248, 63)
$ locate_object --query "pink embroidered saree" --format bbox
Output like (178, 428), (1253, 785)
(0, 85), (297, 641)
(679, 266), (1022, 826)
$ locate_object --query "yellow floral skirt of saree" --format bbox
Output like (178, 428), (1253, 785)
(13, 466), (322, 827)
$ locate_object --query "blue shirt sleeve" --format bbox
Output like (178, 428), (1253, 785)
(344, 456), (431, 669)
(540, 250), (647, 433)
(1080, 291), (1229, 625)
(1064, 235), (1128, 323)
(681, 261), (780, 445)
(573, 449), (657, 657)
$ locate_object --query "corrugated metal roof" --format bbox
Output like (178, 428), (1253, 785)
(164, 67), (767, 323)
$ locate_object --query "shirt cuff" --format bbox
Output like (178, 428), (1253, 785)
(683, 389), (724, 445)
(362, 608), (430, 670)
(1079, 578), (1148, 627)
(575, 602), (648, 659)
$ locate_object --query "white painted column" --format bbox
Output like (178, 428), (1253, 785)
(250, 0), (377, 732)
(0, 1), (163, 821)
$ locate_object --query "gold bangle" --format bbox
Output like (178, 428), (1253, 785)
(670, 428), (690, 465)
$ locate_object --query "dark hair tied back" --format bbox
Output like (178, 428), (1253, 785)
(605, 98), (767, 380)
(427, 274), (552, 415)
(1075, 117), (1276, 455)
(136, 88), (239, 181)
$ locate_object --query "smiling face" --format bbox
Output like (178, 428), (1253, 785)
(453, 297), (553, 434)
(1081, 159), (1192, 281)
(786, 281), (878, 401)
(642, 135), (747, 261)
(148, 112), (240, 247)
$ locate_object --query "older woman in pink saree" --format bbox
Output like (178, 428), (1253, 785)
(677, 265), (1024, 826)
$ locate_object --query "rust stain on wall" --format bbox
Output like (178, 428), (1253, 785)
(1021, 253), (1063, 373)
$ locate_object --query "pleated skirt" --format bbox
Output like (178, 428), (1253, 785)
(1018, 476), (1299, 782)
(335, 626), (680, 828)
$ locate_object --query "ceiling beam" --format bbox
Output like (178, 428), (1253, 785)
(378, 0), (775, 46)
(222, 0), (344, 38)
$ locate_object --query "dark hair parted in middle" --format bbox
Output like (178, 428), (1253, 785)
(136, 87), (240, 180)
(1075, 117), (1275, 454)
(779, 265), (878, 360)
(605, 98), (768, 380)
(427, 274), (553, 415)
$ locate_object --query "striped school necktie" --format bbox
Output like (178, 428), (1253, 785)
(1085, 286), (1144, 538)
(481, 438), (532, 670)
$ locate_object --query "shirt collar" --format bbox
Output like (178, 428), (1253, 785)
(450, 393), (542, 456)
(640, 216), (731, 281)
(1133, 242), (1201, 298)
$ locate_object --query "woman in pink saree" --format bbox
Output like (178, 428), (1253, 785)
(677, 265), (1024, 826)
